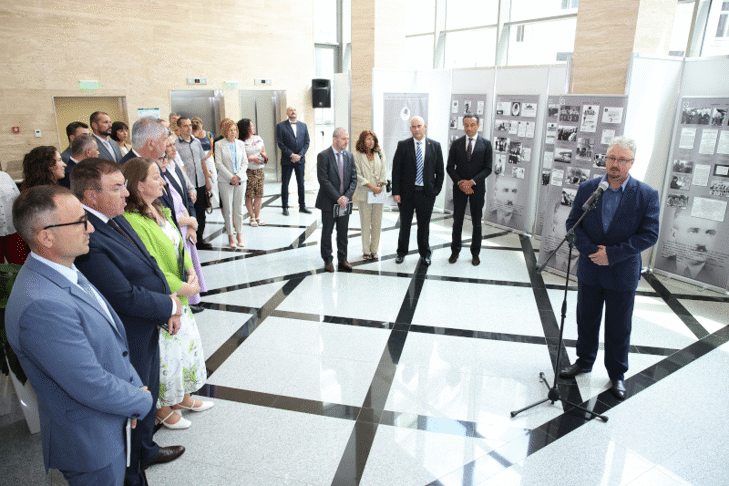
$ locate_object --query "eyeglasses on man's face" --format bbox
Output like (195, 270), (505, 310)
(43, 215), (89, 231)
(606, 156), (634, 165)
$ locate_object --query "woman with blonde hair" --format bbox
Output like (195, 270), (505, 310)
(215, 119), (248, 247)
(353, 130), (387, 260)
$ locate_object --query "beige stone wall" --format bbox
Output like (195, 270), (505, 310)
(350, 0), (405, 141)
(571, 0), (676, 95)
(0, 0), (315, 178)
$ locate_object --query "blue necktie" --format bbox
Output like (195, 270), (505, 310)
(416, 141), (424, 186)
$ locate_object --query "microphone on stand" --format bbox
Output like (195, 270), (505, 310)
(582, 180), (610, 211)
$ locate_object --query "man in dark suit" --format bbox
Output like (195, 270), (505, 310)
(276, 106), (311, 215)
(392, 116), (445, 266)
(559, 136), (660, 400)
(72, 159), (185, 486)
(120, 117), (180, 228)
(60, 121), (90, 164)
(6, 185), (154, 486)
(58, 134), (98, 188)
(90, 111), (123, 163)
(446, 114), (493, 266)
(315, 128), (357, 273)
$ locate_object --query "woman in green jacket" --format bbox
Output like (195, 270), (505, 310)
(122, 157), (212, 430)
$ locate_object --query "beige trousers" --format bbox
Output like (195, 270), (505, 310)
(218, 182), (245, 235)
(358, 199), (384, 255)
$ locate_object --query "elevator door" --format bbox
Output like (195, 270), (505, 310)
(239, 90), (286, 181)
(169, 90), (224, 139)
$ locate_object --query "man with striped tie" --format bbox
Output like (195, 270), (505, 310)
(392, 116), (445, 266)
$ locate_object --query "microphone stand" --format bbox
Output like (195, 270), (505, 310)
(510, 196), (608, 422)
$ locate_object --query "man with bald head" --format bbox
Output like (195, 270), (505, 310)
(392, 116), (445, 266)
(276, 106), (311, 215)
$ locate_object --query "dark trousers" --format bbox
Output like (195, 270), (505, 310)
(281, 162), (306, 209)
(397, 189), (435, 258)
(124, 332), (161, 486)
(451, 186), (485, 256)
(575, 282), (635, 381)
(194, 186), (208, 243)
(321, 207), (349, 263)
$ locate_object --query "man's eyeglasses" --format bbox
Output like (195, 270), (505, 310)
(91, 181), (128, 194)
(43, 216), (88, 231)
(606, 156), (634, 165)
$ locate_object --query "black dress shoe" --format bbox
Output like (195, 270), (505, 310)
(338, 260), (353, 272)
(610, 379), (627, 400)
(472, 255), (480, 266)
(559, 363), (588, 379)
(189, 304), (205, 314)
(282, 208), (290, 216)
(300, 207), (312, 214)
(448, 253), (458, 264)
(196, 242), (213, 250)
(395, 255), (404, 264)
(142, 445), (185, 470)
(422, 256), (431, 266)
(324, 262), (335, 273)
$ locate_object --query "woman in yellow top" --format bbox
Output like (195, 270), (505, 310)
(122, 157), (212, 430)
(352, 130), (387, 260)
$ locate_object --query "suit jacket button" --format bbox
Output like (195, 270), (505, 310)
(123, 351), (128, 357)
(129, 377), (133, 382)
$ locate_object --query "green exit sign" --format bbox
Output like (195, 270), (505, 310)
(79, 80), (100, 90)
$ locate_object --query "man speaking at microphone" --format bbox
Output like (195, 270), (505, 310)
(559, 136), (660, 400)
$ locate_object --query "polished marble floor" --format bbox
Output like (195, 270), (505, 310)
(1, 182), (728, 485)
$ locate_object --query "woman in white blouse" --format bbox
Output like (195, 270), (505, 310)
(352, 130), (387, 260)
(214, 119), (248, 248)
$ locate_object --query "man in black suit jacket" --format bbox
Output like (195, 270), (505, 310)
(90, 111), (123, 163)
(276, 106), (311, 215)
(392, 116), (445, 266)
(446, 114), (492, 265)
(60, 121), (90, 164)
(58, 134), (98, 188)
(315, 128), (357, 272)
(120, 117), (181, 229)
(72, 159), (185, 485)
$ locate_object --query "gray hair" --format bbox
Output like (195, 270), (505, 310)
(608, 136), (637, 158)
(131, 117), (167, 150)
(332, 127), (348, 139)
(71, 133), (96, 157)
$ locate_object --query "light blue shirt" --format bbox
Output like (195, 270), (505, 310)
(228, 141), (238, 173)
(601, 175), (629, 232)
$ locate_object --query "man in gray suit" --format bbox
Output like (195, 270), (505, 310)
(90, 111), (123, 163)
(315, 127), (357, 273)
(5, 185), (153, 486)
(60, 121), (90, 164)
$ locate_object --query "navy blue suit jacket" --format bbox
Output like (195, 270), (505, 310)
(75, 212), (174, 374)
(566, 176), (660, 291)
(275, 120), (310, 167)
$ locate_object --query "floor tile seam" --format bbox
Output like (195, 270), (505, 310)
(671, 292), (729, 303)
(204, 277), (306, 377)
(643, 272), (710, 339)
(289, 220), (320, 249)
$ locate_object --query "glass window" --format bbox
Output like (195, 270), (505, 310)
(314, 0), (338, 44)
(403, 35), (435, 69)
(506, 17), (576, 65)
(510, 0), (577, 22)
(443, 29), (497, 67)
(669, 2), (695, 55)
(405, 0), (436, 35)
(702, 0), (729, 56)
(444, 0), (498, 30)
(315, 46), (336, 78)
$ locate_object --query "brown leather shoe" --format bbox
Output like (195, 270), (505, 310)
(338, 260), (353, 272)
(142, 445), (185, 470)
(324, 262), (335, 273)
(448, 253), (458, 264)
